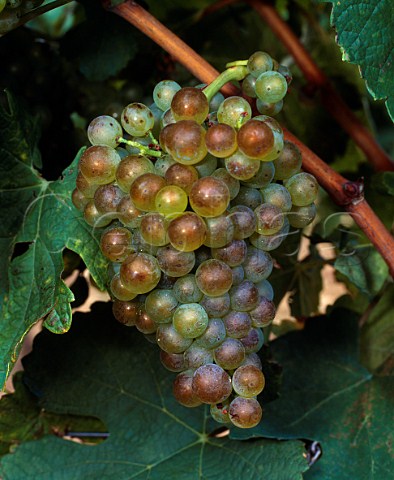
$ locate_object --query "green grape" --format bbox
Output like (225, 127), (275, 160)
(212, 168), (240, 200)
(160, 351), (186, 372)
(115, 155), (155, 192)
(156, 245), (195, 277)
(155, 185), (188, 216)
(153, 80), (182, 111)
(71, 188), (89, 211)
(135, 307), (157, 335)
(205, 123), (238, 158)
(116, 147), (129, 159)
(249, 296), (276, 327)
(132, 229), (159, 255)
(285, 173), (319, 206)
(237, 119), (275, 160)
(171, 87), (209, 124)
(167, 212), (207, 252)
(250, 217), (290, 251)
(173, 274), (203, 303)
(229, 397), (262, 428)
(231, 265), (245, 286)
(165, 163), (199, 194)
(225, 150), (261, 181)
(256, 98), (283, 116)
(229, 280), (259, 312)
(241, 161), (275, 188)
(94, 184), (123, 213)
(117, 196), (142, 228)
(278, 64), (293, 85)
(243, 247), (273, 282)
(120, 252), (161, 294)
(232, 365), (265, 397)
(210, 401), (231, 424)
(254, 203), (284, 235)
(258, 129), (284, 162)
(194, 154), (218, 177)
(76, 172), (97, 198)
(195, 318), (226, 349)
(240, 327), (264, 354)
(79, 146), (121, 185)
(228, 205), (257, 239)
(100, 227), (133, 262)
(217, 96), (252, 128)
(156, 323), (193, 353)
(211, 239), (247, 267)
(195, 259), (233, 297)
(273, 141), (302, 180)
(209, 91), (225, 112)
(241, 74), (257, 98)
(192, 363), (232, 404)
(184, 343), (214, 369)
(83, 201), (113, 228)
(223, 311), (252, 339)
(203, 213), (234, 248)
(160, 108), (176, 129)
(241, 353), (262, 370)
(160, 120), (207, 165)
(110, 273), (138, 302)
(200, 293), (230, 318)
(231, 186), (262, 210)
(121, 103), (155, 137)
(154, 154), (177, 177)
(255, 279), (274, 301)
(148, 102), (162, 138)
(129, 173), (167, 212)
(261, 183), (292, 212)
(288, 203), (317, 228)
(87, 115), (122, 148)
(172, 303), (209, 338)
(253, 115), (283, 135)
(214, 337), (246, 370)
(173, 370), (202, 407)
(140, 212), (168, 246)
(247, 51), (273, 78)
(145, 289), (178, 324)
(255, 71), (288, 103)
(112, 300), (140, 326)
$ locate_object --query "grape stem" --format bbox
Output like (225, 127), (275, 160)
(226, 60), (248, 68)
(202, 65), (249, 103)
(117, 137), (162, 158)
(148, 131), (158, 145)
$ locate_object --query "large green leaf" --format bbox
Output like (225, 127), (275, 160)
(0, 94), (108, 389)
(325, 0), (394, 121)
(0, 303), (309, 480)
(232, 310), (394, 479)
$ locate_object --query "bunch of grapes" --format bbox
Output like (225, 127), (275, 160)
(0, 0), (43, 34)
(71, 51), (318, 429)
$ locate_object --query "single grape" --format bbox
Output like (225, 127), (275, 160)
(189, 176), (230, 218)
(247, 51), (273, 78)
(240, 327), (264, 354)
(149, 102), (162, 138)
(261, 183), (292, 212)
(173, 274), (203, 303)
(195, 259), (233, 297)
(112, 300), (140, 326)
(243, 247), (273, 283)
(210, 401), (231, 424)
(255, 279), (274, 301)
(171, 87), (209, 124)
(223, 311), (252, 339)
(200, 293), (231, 318)
(205, 123), (238, 158)
(278, 64), (293, 85)
(211, 168), (240, 200)
(192, 364), (232, 404)
(135, 307), (157, 335)
(184, 343), (214, 369)
(154, 154), (177, 177)
(156, 323), (193, 353)
(229, 396), (262, 428)
(120, 252), (161, 294)
(241, 161), (275, 189)
(242, 74), (257, 98)
(115, 155), (154, 192)
(231, 186), (262, 210)
(214, 337), (245, 370)
(155, 185), (188, 216)
(228, 205), (257, 239)
(131, 228), (160, 255)
(285, 173), (319, 206)
(117, 196), (142, 228)
(160, 350), (186, 372)
(203, 213), (234, 248)
(209, 91), (225, 112)
(110, 273), (138, 301)
(250, 217), (290, 251)
(249, 296), (276, 327)
(100, 227), (133, 262)
(288, 203), (317, 228)
(173, 370), (202, 407)
(160, 108), (176, 129)
(256, 98), (283, 116)
(241, 353), (262, 370)
(167, 212), (207, 252)
(83, 201), (113, 228)
(153, 80), (182, 111)
(94, 184), (123, 213)
(173, 303), (209, 338)
(129, 173), (167, 212)
(225, 150), (260, 181)
(194, 154), (218, 177)
(211, 239), (247, 267)
(160, 120), (207, 165)
(145, 289), (178, 324)
(195, 317), (226, 349)
(254, 203), (284, 235)
(231, 265), (245, 286)
(140, 212), (169, 246)
(87, 115), (122, 148)
(165, 163), (199, 194)
(121, 103), (155, 137)
(72, 188), (89, 211)
(156, 245), (195, 277)
(232, 365), (265, 397)
(229, 280), (259, 312)
(79, 146), (121, 185)
(237, 119), (275, 160)
(76, 172), (97, 198)
(273, 141), (302, 180)
(217, 96), (252, 128)
(255, 71), (288, 104)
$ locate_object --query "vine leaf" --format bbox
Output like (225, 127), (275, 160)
(325, 0), (394, 121)
(0, 303), (309, 479)
(232, 309), (394, 479)
(0, 93), (108, 389)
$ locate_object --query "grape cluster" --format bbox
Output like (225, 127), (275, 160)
(72, 51), (318, 429)
(0, 0), (43, 34)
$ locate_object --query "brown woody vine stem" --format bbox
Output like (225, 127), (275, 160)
(106, 0), (394, 277)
